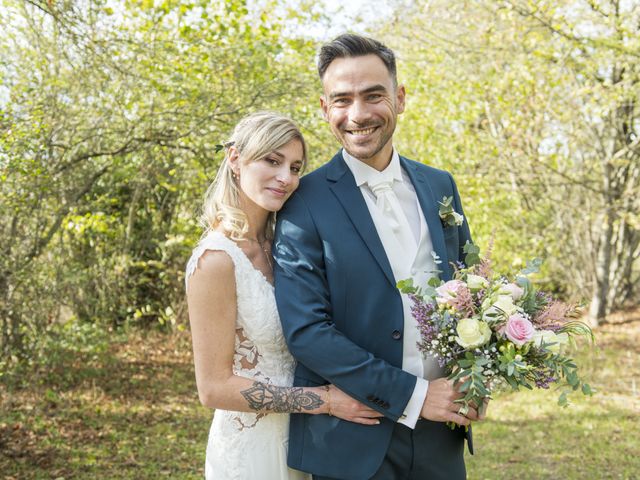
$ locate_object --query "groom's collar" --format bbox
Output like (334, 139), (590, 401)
(342, 148), (402, 187)
(326, 148), (403, 183)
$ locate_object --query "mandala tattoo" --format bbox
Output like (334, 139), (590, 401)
(240, 382), (324, 413)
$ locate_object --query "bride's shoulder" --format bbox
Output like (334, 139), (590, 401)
(185, 231), (237, 288)
(196, 247), (234, 274)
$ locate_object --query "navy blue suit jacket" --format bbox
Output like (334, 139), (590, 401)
(273, 152), (472, 479)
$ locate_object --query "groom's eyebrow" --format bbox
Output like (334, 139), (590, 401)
(329, 84), (387, 99)
(359, 84), (387, 95)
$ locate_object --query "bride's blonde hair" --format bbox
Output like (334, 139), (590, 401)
(202, 111), (307, 241)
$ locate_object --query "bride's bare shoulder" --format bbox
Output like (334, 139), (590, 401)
(192, 248), (234, 281)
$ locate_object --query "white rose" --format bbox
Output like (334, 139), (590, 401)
(500, 283), (525, 301)
(482, 295), (518, 321)
(494, 295), (518, 315)
(466, 274), (489, 292)
(455, 317), (493, 349)
(533, 330), (570, 354)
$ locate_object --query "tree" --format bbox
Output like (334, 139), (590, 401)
(378, 0), (639, 325)
(0, 0), (319, 360)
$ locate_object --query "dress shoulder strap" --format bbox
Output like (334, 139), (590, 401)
(185, 231), (246, 289)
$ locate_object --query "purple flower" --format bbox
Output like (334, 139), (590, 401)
(535, 374), (558, 389)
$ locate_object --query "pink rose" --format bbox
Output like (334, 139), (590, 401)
(504, 314), (535, 346)
(435, 280), (465, 306)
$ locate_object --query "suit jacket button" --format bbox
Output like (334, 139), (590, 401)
(367, 395), (375, 401)
(392, 330), (402, 340)
(383, 402), (390, 409)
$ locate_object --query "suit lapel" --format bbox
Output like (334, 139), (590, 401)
(400, 157), (451, 280)
(326, 153), (396, 288)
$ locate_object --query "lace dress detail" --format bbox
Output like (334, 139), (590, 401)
(186, 231), (308, 480)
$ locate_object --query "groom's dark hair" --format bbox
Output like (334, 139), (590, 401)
(317, 34), (398, 86)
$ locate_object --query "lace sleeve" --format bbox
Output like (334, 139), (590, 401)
(185, 231), (242, 289)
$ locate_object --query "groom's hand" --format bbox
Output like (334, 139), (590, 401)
(419, 378), (478, 426)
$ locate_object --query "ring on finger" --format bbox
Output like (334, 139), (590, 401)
(457, 405), (469, 416)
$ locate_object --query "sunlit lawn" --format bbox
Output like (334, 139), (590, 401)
(1, 312), (638, 479)
(0, 332), (209, 479)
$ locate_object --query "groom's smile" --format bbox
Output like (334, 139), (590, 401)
(320, 54), (405, 171)
(347, 126), (377, 136)
(345, 125), (382, 144)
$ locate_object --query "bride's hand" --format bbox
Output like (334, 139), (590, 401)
(324, 385), (384, 425)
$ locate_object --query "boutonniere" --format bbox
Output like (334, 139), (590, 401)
(438, 196), (464, 227)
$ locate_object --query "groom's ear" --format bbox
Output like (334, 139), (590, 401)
(396, 84), (406, 114)
(319, 95), (329, 121)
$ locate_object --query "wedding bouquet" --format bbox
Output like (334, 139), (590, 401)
(398, 242), (594, 419)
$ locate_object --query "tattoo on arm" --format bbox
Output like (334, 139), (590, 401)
(240, 382), (324, 413)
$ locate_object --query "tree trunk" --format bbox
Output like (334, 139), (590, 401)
(125, 181), (143, 253)
(0, 273), (22, 359)
(589, 208), (614, 326)
(0, 274), (9, 357)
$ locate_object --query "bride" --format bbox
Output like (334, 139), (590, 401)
(186, 112), (383, 479)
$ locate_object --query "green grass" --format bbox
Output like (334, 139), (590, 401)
(1, 314), (638, 479)
(1, 331), (210, 479)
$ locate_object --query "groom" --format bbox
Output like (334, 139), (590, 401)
(274, 34), (479, 480)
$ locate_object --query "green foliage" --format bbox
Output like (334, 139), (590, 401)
(463, 241), (481, 267)
(451, 351), (492, 401)
(521, 258), (543, 276)
(437, 195), (463, 227)
(396, 278), (417, 294)
(1, 0), (638, 365)
(0, 0), (320, 361)
(378, 0), (640, 320)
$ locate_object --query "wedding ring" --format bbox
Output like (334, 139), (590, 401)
(457, 405), (469, 416)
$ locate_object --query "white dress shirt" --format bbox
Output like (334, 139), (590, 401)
(342, 148), (440, 429)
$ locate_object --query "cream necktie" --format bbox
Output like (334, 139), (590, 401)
(368, 179), (417, 255)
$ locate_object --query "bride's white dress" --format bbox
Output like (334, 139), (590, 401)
(186, 231), (309, 480)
